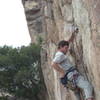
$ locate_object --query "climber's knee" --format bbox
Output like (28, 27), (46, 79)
(76, 75), (94, 99)
(84, 82), (93, 99)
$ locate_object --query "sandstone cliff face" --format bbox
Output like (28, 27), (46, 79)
(22, 0), (46, 43)
(22, 0), (100, 100)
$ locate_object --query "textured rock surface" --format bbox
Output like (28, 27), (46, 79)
(22, 0), (45, 43)
(22, 0), (100, 100)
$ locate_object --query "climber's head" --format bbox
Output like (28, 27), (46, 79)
(58, 40), (69, 54)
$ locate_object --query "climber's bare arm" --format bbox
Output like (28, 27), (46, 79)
(52, 62), (65, 77)
(68, 27), (79, 43)
(68, 33), (75, 43)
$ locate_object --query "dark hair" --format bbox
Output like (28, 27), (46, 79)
(58, 40), (69, 49)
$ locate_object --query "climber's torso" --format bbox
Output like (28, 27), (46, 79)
(53, 51), (73, 71)
(53, 51), (79, 80)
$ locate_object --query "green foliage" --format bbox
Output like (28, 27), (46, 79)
(0, 96), (7, 100)
(0, 43), (44, 100)
(37, 36), (43, 45)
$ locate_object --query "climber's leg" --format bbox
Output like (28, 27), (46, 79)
(73, 89), (81, 100)
(76, 75), (94, 100)
(86, 98), (94, 100)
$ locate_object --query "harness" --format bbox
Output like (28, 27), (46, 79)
(60, 67), (79, 91)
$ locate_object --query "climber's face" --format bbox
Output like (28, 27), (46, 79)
(60, 45), (69, 54)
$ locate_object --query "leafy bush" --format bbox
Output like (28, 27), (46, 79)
(0, 43), (44, 100)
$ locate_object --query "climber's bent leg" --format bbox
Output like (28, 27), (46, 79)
(76, 75), (94, 100)
(73, 89), (81, 100)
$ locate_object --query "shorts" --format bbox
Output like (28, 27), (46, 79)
(75, 75), (93, 99)
(61, 69), (93, 99)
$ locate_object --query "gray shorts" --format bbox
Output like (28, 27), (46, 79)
(76, 75), (93, 99)
(67, 70), (93, 99)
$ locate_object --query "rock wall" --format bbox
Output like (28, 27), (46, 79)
(22, 0), (100, 100)
(22, 0), (46, 43)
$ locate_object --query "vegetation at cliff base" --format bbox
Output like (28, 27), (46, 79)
(0, 43), (45, 100)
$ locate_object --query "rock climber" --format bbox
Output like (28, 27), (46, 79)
(51, 26), (94, 100)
